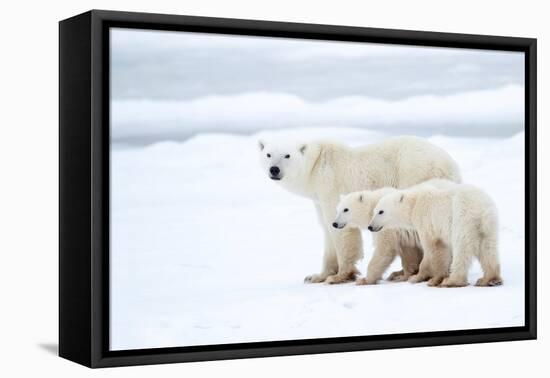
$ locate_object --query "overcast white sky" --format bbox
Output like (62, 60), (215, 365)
(110, 28), (525, 144)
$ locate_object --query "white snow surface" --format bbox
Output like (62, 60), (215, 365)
(110, 128), (525, 350)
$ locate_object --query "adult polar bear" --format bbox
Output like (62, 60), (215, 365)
(258, 136), (461, 284)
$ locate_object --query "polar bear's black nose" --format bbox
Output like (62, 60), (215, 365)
(270, 166), (280, 175)
(332, 222), (338, 228)
(368, 226), (373, 231)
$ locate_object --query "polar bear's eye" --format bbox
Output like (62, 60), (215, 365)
(343, 208), (349, 212)
(267, 153), (271, 158)
(378, 210), (384, 215)
(285, 154), (290, 159)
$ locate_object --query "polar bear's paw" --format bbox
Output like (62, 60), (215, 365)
(440, 277), (468, 287)
(390, 274), (409, 282)
(304, 274), (327, 283)
(408, 274), (427, 284)
(355, 277), (378, 285)
(475, 276), (503, 287)
(427, 276), (445, 287)
(325, 272), (356, 285)
(387, 270), (405, 281)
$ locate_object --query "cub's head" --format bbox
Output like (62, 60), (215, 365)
(368, 192), (408, 232)
(333, 191), (380, 230)
(258, 139), (307, 183)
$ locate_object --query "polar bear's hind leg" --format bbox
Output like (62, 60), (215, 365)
(475, 230), (503, 287)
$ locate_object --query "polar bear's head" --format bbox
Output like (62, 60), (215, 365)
(333, 191), (380, 230)
(368, 192), (409, 232)
(258, 139), (309, 185)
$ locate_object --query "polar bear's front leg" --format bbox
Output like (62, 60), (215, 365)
(408, 257), (431, 283)
(426, 238), (451, 287)
(399, 245), (423, 280)
(325, 227), (362, 284)
(304, 205), (338, 283)
(358, 230), (397, 285)
(304, 237), (338, 283)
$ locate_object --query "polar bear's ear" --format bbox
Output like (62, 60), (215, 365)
(258, 140), (265, 151)
(299, 144), (307, 155)
(399, 194), (405, 203)
(358, 194), (363, 202)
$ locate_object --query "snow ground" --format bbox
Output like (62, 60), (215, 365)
(110, 128), (525, 350)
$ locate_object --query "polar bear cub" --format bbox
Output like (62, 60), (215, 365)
(333, 188), (423, 284)
(369, 179), (502, 287)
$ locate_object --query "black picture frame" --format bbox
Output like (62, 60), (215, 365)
(59, 9), (537, 368)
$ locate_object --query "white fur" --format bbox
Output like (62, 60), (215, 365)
(333, 178), (456, 284)
(258, 137), (462, 284)
(370, 179), (502, 287)
(334, 188), (423, 284)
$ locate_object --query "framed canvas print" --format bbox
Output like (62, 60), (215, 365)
(59, 10), (537, 368)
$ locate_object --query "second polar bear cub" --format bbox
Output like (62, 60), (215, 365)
(369, 179), (502, 287)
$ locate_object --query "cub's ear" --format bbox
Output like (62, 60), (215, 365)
(258, 140), (265, 151)
(358, 194), (363, 202)
(399, 194), (405, 203)
(299, 144), (307, 155)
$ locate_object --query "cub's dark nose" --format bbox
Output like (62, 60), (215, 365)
(368, 226), (373, 231)
(332, 222), (338, 228)
(270, 166), (280, 176)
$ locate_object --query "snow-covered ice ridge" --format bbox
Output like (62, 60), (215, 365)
(112, 86), (524, 141)
(110, 128), (525, 350)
